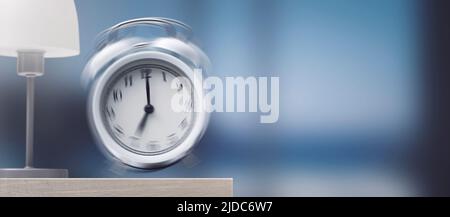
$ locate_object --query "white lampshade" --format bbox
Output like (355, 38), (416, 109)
(0, 0), (80, 58)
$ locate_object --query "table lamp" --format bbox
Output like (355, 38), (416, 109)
(0, 0), (80, 178)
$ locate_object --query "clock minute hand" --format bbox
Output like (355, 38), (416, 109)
(146, 75), (151, 105)
(144, 74), (154, 114)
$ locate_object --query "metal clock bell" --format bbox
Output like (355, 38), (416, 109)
(82, 18), (211, 169)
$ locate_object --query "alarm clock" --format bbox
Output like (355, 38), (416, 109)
(82, 18), (210, 169)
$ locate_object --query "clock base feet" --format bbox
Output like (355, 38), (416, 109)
(0, 168), (68, 178)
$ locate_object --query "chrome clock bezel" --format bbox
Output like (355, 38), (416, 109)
(88, 51), (209, 169)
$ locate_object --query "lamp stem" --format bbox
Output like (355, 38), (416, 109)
(25, 76), (35, 168)
(17, 50), (44, 169)
(0, 50), (68, 178)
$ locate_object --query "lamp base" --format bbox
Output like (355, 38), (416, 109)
(0, 168), (68, 178)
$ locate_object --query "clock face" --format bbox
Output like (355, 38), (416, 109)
(101, 59), (195, 156)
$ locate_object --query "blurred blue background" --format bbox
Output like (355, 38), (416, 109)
(0, 0), (423, 196)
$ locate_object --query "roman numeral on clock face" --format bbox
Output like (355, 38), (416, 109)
(141, 68), (152, 79)
(106, 106), (116, 119)
(114, 125), (124, 135)
(124, 75), (133, 87)
(113, 89), (122, 102)
(162, 71), (167, 82)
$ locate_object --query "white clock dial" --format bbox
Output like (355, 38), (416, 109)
(102, 60), (195, 155)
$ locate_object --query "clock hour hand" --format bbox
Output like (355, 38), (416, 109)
(135, 113), (150, 137)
